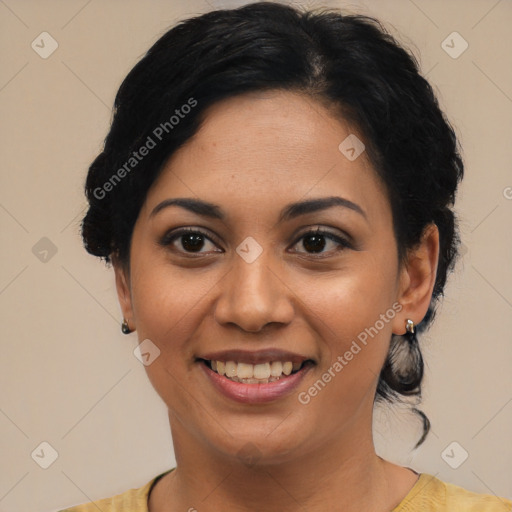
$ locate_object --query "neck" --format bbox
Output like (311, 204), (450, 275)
(156, 415), (397, 512)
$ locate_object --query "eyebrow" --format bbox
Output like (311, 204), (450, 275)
(150, 196), (367, 222)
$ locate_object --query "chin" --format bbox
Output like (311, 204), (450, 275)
(202, 418), (313, 467)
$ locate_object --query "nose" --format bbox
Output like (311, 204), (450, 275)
(214, 249), (295, 333)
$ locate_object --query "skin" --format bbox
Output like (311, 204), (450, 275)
(113, 90), (439, 512)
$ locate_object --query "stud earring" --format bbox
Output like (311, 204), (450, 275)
(405, 319), (415, 334)
(404, 318), (418, 346)
(121, 319), (132, 334)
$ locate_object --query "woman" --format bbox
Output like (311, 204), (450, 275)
(60, 2), (511, 511)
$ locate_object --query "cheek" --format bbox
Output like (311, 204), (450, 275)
(129, 256), (220, 360)
(128, 260), (218, 411)
(296, 286), (394, 420)
(297, 257), (398, 382)
(302, 254), (397, 332)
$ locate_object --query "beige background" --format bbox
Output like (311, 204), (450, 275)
(0, 0), (511, 510)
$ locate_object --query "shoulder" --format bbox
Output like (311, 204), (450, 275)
(57, 482), (152, 512)
(442, 477), (512, 512)
(394, 473), (512, 512)
(57, 469), (174, 512)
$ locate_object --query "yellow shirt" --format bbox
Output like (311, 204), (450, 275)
(59, 470), (512, 511)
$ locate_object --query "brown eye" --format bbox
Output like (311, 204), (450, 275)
(160, 228), (221, 254)
(292, 228), (351, 255)
(302, 233), (327, 253)
(181, 232), (206, 252)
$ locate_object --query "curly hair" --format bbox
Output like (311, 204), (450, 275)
(81, 2), (464, 447)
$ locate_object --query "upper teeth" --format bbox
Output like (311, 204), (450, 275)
(211, 361), (301, 380)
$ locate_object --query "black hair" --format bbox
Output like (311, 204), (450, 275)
(81, 2), (464, 448)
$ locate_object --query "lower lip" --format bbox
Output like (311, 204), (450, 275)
(200, 362), (312, 404)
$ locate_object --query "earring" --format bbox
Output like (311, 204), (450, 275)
(404, 319), (417, 345)
(121, 319), (132, 335)
(405, 319), (415, 334)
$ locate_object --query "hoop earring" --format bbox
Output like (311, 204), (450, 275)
(121, 319), (132, 335)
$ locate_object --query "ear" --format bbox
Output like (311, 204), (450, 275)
(112, 255), (135, 332)
(392, 224), (439, 335)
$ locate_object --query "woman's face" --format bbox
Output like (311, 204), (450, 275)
(115, 90), (432, 465)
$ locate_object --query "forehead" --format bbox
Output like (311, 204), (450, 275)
(143, 90), (389, 224)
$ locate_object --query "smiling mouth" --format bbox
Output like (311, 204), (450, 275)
(198, 359), (314, 384)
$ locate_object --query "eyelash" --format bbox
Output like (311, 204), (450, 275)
(159, 227), (352, 257)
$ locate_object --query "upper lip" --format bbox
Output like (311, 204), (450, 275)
(198, 349), (313, 365)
